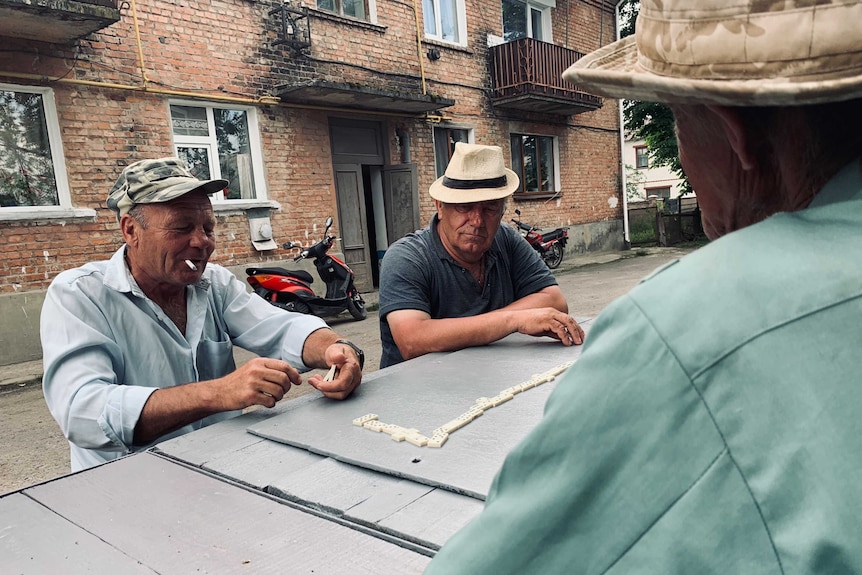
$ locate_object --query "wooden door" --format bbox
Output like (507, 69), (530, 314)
(382, 163), (420, 244)
(333, 164), (373, 292)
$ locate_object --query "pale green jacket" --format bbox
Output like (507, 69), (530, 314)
(426, 158), (862, 574)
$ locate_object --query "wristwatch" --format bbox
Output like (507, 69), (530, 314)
(336, 339), (365, 370)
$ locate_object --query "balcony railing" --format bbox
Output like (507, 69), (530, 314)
(490, 38), (603, 116)
(0, 0), (120, 44)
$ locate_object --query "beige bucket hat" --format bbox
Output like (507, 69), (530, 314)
(429, 142), (520, 203)
(563, 0), (862, 106)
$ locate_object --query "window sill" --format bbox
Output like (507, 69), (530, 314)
(424, 37), (471, 53)
(0, 207), (97, 223)
(307, 8), (386, 32)
(212, 199), (281, 216)
(513, 192), (561, 201)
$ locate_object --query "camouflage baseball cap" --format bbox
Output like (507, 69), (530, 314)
(107, 157), (228, 220)
(563, 0), (862, 106)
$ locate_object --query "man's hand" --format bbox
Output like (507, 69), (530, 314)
(213, 357), (302, 409)
(134, 357), (302, 445)
(513, 308), (585, 345)
(307, 342), (363, 400)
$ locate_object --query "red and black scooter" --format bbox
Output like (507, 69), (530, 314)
(511, 209), (569, 269)
(246, 216), (367, 321)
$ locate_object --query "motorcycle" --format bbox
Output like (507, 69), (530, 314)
(511, 209), (569, 269)
(246, 216), (368, 321)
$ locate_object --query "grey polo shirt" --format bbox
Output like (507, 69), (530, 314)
(378, 214), (558, 368)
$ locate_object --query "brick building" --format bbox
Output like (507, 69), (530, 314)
(0, 0), (622, 365)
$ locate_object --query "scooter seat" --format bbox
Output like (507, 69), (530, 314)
(542, 228), (568, 242)
(246, 267), (314, 284)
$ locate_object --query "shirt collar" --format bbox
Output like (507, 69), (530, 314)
(808, 156), (862, 209)
(104, 246), (135, 294)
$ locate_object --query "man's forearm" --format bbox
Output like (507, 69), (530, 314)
(503, 287), (568, 313)
(396, 312), (520, 360)
(133, 381), (221, 445)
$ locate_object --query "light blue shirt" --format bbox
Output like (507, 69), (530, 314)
(41, 246), (328, 471)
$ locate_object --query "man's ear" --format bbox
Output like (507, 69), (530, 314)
(119, 213), (140, 246)
(707, 104), (755, 170)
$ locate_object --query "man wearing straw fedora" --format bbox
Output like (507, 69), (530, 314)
(378, 142), (584, 368)
(426, 1), (862, 573)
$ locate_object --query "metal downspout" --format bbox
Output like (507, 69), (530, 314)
(129, 0), (151, 89)
(411, 0), (428, 95)
(615, 0), (631, 248)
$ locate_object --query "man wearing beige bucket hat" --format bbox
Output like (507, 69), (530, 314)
(41, 158), (363, 471)
(427, 1), (862, 572)
(378, 142), (584, 368)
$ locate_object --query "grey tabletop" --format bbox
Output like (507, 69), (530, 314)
(0, 326), (590, 574)
(156, 326), (591, 553)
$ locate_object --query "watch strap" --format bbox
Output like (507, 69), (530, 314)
(335, 339), (365, 370)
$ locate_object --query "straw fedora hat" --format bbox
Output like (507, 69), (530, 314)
(429, 142), (520, 203)
(563, 0), (862, 107)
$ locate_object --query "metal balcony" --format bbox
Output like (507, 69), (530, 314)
(0, 0), (120, 44)
(490, 38), (603, 116)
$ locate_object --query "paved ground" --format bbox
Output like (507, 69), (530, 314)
(0, 245), (695, 495)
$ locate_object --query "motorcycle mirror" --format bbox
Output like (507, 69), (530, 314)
(515, 209), (521, 216)
(325, 216), (333, 229)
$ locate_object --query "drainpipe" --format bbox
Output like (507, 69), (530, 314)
(410, 0), (428, 95)
(614, 0), (631, 249)
(129, 0), (151, 90)
(396, 128), (411, 163)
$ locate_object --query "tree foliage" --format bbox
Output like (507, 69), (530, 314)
(618, 0), (692, 194)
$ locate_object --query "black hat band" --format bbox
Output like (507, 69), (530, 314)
(443, 175), (508, 189)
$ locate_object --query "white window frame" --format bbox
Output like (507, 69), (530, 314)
(423, 0), (468, 47)
(169, 100), (269, 203)
(635, 145), (649, 169)
(0, 83), (74, 218)
(502, 0), (554, 43)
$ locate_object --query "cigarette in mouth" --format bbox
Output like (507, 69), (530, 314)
(184, 259), (198, 271)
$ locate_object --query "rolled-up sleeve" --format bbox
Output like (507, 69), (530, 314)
(41, 270), (155, 455)
(212, 266), (329, 370)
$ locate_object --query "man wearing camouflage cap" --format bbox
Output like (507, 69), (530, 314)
(427, 1), (862, 572)
(41, 158), (363, 471)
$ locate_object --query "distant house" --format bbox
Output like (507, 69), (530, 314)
(623, 136), (688, 201)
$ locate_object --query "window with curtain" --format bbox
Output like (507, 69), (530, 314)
(424, 0), (464, 44)
(510, 134), (556, 194)
(170, 103), (266, 201)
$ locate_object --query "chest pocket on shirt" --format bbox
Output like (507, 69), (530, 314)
(196, 293), (235, 381)
(196, 338), (236, 382)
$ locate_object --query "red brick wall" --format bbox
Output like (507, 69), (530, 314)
(0, 0), (620, 294)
